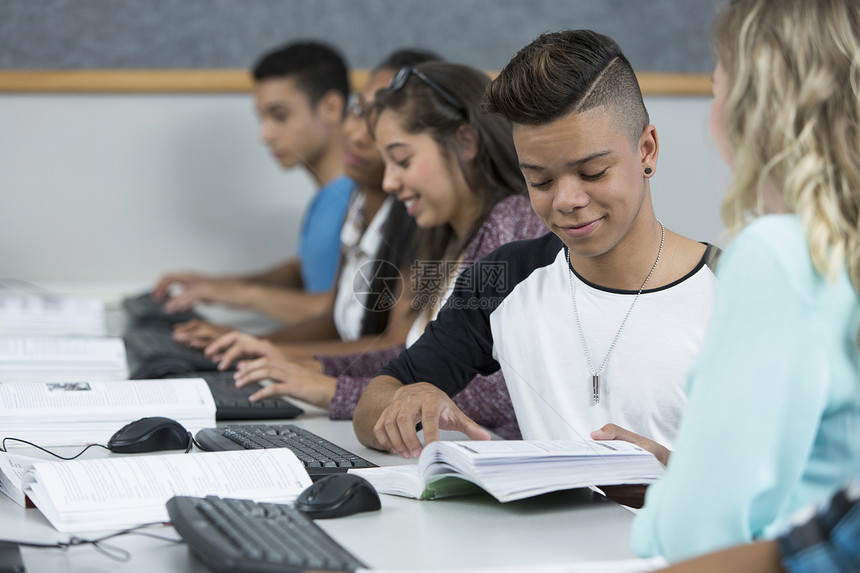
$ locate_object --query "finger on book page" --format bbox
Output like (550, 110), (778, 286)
(591, 423), (670, 466)
(397, 409), (425, 458)
(457, 416), (491, 442)
(375, 410), (413, 457)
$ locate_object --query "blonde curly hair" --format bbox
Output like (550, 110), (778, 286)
(712, 0), (860, 296)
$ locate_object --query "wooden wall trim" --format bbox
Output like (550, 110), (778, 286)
(0, 69), (711, 96)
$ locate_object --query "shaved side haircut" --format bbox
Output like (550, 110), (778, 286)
(484, 29), (649, 144)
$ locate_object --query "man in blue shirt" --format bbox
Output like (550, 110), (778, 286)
(153, 41), (354, 330)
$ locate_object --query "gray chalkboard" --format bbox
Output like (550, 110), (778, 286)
(0, 0), (721, 73)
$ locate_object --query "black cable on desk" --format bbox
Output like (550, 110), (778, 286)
(1, 523), (184, 563)
(0, 438), (110, 460)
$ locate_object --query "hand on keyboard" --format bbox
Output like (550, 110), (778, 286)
(162, 278), (255, 314)
(152, 272), (207, 302)
(204, 331), (276, 371)
(172, 319), (232, 349)
(235, 356), (337, 408)
(123, 292), (200, 326)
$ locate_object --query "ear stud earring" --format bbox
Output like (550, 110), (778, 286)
(644, 167), (653, 175)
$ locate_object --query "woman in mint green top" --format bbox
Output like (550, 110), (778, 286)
(632, 215), (860, 561)
(625, 0), (860, 563)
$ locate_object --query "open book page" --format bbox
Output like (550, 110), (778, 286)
(352, 440), (664, 503)
(0, 451), (36, 507)
(0, 336), (128, 382)
(23, 448), (313, 532)
(423, 440), (664, 502)
(350, 465), (424, 498)
(0, 378), (216, 446)
(349, 464), (483, 500)
(362, 557), (667, 573)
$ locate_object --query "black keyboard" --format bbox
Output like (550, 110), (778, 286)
(123, 292), (200, 326)
(125, 326), (220, 376)
(167, 495), (366, 573)
(194, 424), (376, 478)
(189, 371), (304, 421)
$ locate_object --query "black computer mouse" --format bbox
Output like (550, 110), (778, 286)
(294, 474), (381, 519)
(108, 416), (193, 453)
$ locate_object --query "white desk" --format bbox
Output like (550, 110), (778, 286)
(0, 284), (640, 572)
(1, 411), (639, 572)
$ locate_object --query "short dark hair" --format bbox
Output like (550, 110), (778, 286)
(485, 29), (649, 142)
(251, 41), (349, 106)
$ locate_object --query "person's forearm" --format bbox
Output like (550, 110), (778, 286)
(242, 286), (333, 325)
(274, 332), (407, 361)
(353, 375), (405, 449)
(278, 298), (414, 359)
(658, 540), (782, 573)
(264, 313), (339, 344)
(241, 260), (303, 288)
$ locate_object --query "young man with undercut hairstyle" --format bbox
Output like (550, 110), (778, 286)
(353, 29), (719, 460)
(153, 41), (354, 330)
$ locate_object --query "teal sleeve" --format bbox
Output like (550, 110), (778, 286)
(631, 229), (830, 562)
(299, 177), (353, 292)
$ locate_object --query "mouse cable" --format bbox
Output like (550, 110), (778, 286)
(0, 437), (110, 460)
(1, 522), (184, 562)
(2, 432), (202, 459)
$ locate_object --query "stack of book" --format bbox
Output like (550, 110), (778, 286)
(0, 377), (216, 447)
(0, 336), (128, 382)
(0, 293), (107, 337)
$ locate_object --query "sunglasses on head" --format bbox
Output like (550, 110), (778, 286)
(388, 66), (468, 117)
(347, 93), (368, 118)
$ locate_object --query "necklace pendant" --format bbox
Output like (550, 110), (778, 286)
(592, 374), (600, 404)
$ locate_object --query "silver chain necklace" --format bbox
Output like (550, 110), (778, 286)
(566, 221), (665, 404)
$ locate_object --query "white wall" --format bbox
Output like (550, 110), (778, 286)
(0, 93), (315, 283)
(0, 93), (729, 284)
(646, 96), (731, 246)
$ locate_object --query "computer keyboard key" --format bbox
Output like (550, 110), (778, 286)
(124, 327), (220, 373)
(167, 495), (367, 573)
(194, 424), (377, 478)
(123, 292), (201, 326)
(192, 373), (303, 421)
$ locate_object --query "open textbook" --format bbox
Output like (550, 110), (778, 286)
(0, 377), (216, 447)
(350, 440), (665, 503)
(0, 451), (32, 507)
(0, 335), (127, 382)
(3, 448), (312, 532)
